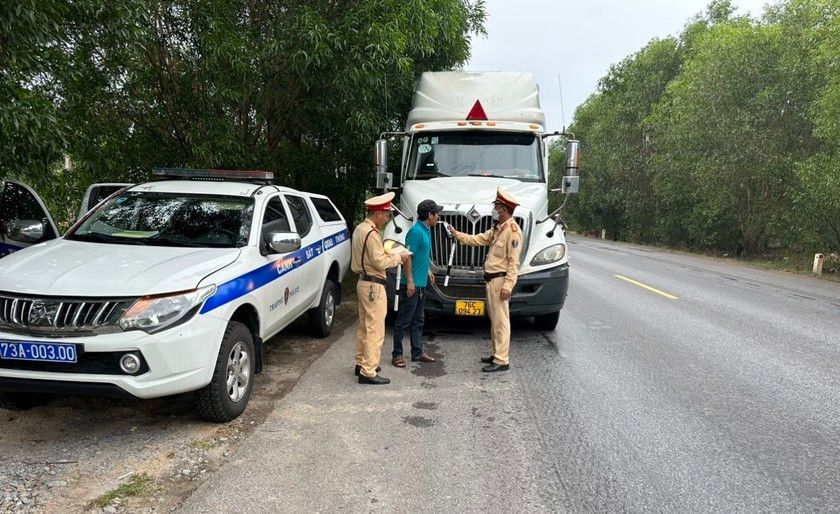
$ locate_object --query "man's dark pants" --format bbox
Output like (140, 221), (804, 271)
(392, 285), (425, 360)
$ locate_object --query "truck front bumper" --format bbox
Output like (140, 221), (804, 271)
(420, 263), (569, 317)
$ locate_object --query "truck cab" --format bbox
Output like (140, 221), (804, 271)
(376, 72), (580, 330)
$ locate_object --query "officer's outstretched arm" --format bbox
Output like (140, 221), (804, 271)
(457, 228), (494, 247)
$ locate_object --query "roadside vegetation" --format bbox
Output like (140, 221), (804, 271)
(1, 0), (486, 228)
(550, 0), (840, 276)
(89, 473), (154, 509)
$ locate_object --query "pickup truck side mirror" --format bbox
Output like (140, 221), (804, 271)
(6, 219), (45, 244)
(266, 231), (301, 254)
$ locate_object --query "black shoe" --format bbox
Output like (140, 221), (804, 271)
(482, 363), (510, 372)
(358, 374), (390, 385)
(355, 365), (381, 376)
(480, 356), (494, 364)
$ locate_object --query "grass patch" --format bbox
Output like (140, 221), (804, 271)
(189, 439), (215, 450)
(90, 473), (153, 508)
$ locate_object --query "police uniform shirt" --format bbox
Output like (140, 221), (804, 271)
(351, 218), (401, 279)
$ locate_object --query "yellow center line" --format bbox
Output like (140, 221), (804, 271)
(614, 274), (679, 300)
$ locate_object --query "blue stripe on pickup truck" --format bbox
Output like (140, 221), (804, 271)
(200, 228), (350, 314)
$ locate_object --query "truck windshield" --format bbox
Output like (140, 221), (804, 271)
(407, 131), (543, 182)
(66, 192), (254, 248)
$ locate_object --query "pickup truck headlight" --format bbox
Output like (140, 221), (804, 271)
(119, 285), (216, 334)
(530, 244), (566, 266)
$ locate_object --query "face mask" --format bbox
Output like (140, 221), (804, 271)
(491, 207), (500, 221)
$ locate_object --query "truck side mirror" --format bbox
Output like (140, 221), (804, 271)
(374, 139), (392, 190)
(562, 139), (581, 194)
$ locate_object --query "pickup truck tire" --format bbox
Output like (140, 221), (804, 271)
(195, 321), (255, 422)
(534, 311), (560, 331)
(308, 279), (336, 338)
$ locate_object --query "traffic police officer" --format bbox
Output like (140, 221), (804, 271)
(351, 191), (410, 384)
(449, 187), (523, 372)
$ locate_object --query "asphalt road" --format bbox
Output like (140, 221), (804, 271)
(182, 235), (840, 512)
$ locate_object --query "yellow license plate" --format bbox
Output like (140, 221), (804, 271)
(455, 300), (485, 316)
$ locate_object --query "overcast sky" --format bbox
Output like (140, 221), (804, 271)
(467, 0), (771, 130)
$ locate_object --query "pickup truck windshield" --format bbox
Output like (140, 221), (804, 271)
(407, 131), (543, 182)
(67, 192), (254, 248)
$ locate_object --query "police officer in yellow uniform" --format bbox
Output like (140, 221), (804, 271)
(449, 187), (523, 372)
(351, 192), (410, 384)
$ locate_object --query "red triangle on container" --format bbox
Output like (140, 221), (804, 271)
(466, 100), (488, 120)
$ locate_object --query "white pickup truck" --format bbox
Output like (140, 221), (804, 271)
(0, 170), (350, 421)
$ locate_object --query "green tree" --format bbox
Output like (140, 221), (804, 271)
(565, 37), (683, 241)
(0, 1), (69, 177)
(5, 0), (486, 224)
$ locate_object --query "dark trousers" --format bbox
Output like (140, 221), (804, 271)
(392, 285), (425, 359)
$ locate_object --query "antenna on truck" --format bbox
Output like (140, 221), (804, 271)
(558, 73), (566, 133)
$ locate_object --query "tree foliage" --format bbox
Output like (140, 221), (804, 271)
(2, 0), (486, 225)
(568, 0), (840, 256)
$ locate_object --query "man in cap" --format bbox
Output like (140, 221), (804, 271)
(351, 191), (411, 384)
(448, 187), (523, 372)
(391, 199), (442, 368)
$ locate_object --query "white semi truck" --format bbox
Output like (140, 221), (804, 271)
(375, 71), (580, 330)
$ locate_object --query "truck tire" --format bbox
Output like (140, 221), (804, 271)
(534, 311), (560, 331)
(308, 279), (336, 338)
(195, 321), (255, 423)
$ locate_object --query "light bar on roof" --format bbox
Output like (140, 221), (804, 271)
(153, 168), (274, 181)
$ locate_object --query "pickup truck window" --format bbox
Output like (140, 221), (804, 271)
(261, 197), (291, 232)
(310, 197), (342, 222)
(407, 131), (543, 183)
(285, 195), (313, 238)
(66, 192), (254, 248)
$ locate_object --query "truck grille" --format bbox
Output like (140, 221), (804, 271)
(0, 292), (135, 336)
(432, 214), (525, 271)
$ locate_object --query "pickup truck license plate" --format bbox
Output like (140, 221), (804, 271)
(455, 300), (485, 316)
(0, 340), (78, 363)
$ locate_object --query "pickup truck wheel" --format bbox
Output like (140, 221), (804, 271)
(534, 311), (560, 331)
(195, 321), (255, 422)
(309, 279), (336, 338)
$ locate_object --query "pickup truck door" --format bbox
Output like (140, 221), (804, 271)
(283, 194), (322, 313)
(257, 193), (303, 335)
(78, 183), (132, 220)
(0, 179), (60, 258)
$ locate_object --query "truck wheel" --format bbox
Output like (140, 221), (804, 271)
(308, 279), (336, 338)
(195, 321), (255, 423)
(534, 311), (560, 331)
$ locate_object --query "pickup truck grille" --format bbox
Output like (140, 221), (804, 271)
(0, 292), (135, 335)
(431, 214), (525, 271)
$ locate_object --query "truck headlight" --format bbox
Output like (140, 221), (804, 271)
(119, 285), (216, 334)
(531, 244), (566, 266)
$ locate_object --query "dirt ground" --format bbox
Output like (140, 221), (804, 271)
(0, 298), (357, 513)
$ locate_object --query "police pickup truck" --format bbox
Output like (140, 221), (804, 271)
(0, 169), (350, 422)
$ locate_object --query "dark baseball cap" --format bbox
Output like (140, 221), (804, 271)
(417, 199), (444, 220)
